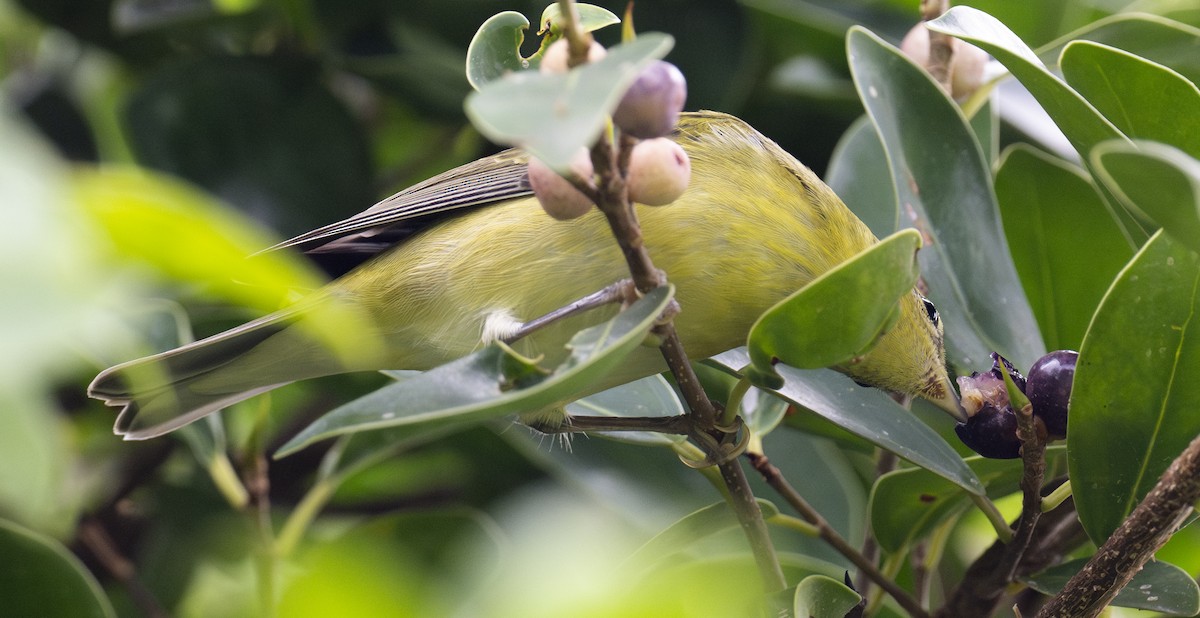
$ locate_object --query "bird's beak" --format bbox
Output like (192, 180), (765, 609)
(926, 375), (967, 422)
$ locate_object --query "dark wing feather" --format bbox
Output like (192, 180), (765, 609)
(263, 148), (533, 258)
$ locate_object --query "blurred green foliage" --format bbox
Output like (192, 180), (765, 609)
(3, 0), (1200, 616)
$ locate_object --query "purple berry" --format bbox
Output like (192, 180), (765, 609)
(1026, 350), (1077, 439)
(613, 60), (687, 139)
(954, 401), (1021, 459)
(989, 352), (1026, 394)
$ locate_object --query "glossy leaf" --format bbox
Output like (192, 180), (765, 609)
(995, 145), (1135, 351)
(276, 286), (673, 456)
(847, 26), (1045, 371)
(969, 95), (1000, 166)
(745, 228), (921, 388)
(465, 12), (531, 90)
(628, 499), (781, 566)
(708, 349), (982, 496)
(565, 375), (685, 447)
(869, 447), (1066, 553)
(0, 519), (115, 618)
(1070, 231), (1200, 543)
(1092, 140), (1200, 255)
(74, 167), (381, 366)
(793, 574), (862, 618)
(465, 33), (673, 172)
(825, 116), (898, 238)
(1061, 41), (1200, 160)
(1038, 13), (1200, 88)
(1024, 558), (1200, 615)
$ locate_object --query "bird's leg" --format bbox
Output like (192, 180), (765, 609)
(493, 278), (639, 344)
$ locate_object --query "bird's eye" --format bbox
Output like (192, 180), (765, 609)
(919, 295), (940, 326)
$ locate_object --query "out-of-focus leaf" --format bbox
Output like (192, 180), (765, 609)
(628, 499), (781, 567)
(565, 375), (685, 447)
(465, 12), (531, 90)
(0, 519), (115, 618)
(1092, 140), (1200, 255)
(1038, 13), (1200, 87)
(465, 33), (672, 172)
(847, 26), (1045, 371)
(539, 3), (620, 36)
(709, 349), (982, 496)
(869, 446), (1066, 553)
(123, 57), (373, 237)
(276, 286), (673, 456)
(825, 116), (897, 238)
(1070, 231), (1200, 543)
(1024, 558), (1200, 615)
(74, 167), (381, 366)
(1061, 41), (1200, 160)
(745, 229), (921, 388)
(995, 145), (1134, 351)
(793, 574), (863, 618)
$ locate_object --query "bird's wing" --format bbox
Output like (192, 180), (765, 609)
(264, 148), (533, 256)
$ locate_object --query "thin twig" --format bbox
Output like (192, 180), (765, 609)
(501, 279), (636, 343)
(997, 403), (1048, 581)
(78, 519), (169, 618)
(1036, 432), (1200, 617)
(856, 446), (898, 595)
(527, 414), (692, 434)
(919, 0), (953, 94)
(749, 452), (931, 618)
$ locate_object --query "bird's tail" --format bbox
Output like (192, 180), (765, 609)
(89, 308), (358, 440)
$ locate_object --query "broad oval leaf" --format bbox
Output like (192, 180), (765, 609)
(1070, 231), (1200, 543)
(995, 145), (1135, 351)
(276, 286), (673, 456)
(825, 116), (897, 238)
(745, 229), (921, 387)
(709, 349), (982, 495)
(0, 519), (115, 618)
(1024, 558), (1200, 615)
(793, 574), (862, 618)
(869, 446), (1066, 553)
(847, 26), (1044, 372)
(627, 499), (781, 567)
(465, 11), (531, 90)
(1037, 13), (1200, 88)
(1092, 140), (1200, 256)
(464, 33), (673, 172)
(1061, 41), (1200, 160)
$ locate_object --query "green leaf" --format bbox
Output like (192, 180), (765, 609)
(869, 447), (1066, 553)
(825, 116), (898, 238)
(1024, 558), (1200, 615)
(847, 26), (1045, 372)
(539, 3), (621, 36)
(276, 286), (674, 456)
(793, 574), (863, 618)
(708, 349), (983, 496)
(628, 499), (781, 567)
(1038, 13), (1200, 88)
(995, 145), (1135, 351)
(1061, 41), (1200, 160)
(1092, 140), (1200, 255)
(969, 95), (1000, 166)
(74, 167), (382, 366)
(0, 519), (115, 618)
(465, 12), (531, 90)
(565, 375), (686, 447)
(745, 229), (922, 387)
(464, 33), (673, 172)
(1070, 231), (1200, 543)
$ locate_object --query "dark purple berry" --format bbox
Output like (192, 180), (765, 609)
(954, 401), (1021, 459)
(989, 352), (1026, 394)
(613, 60), (687, 139)
(1026, 350), (1078, 440)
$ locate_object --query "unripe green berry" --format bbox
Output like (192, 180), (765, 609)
(528, 149), (594, 220)
(627, 138), (690, 206)
(613, 60), (687, 139)
(539, 39), (606, 74)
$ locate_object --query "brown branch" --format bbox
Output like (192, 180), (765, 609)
(749, 452), (931, 618)
(1036, 432), (1200, 617)
(919, 0), (953, 94)
(78, 519), (169, 618)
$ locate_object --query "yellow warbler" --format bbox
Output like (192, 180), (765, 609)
(90, 111), (960, 439)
